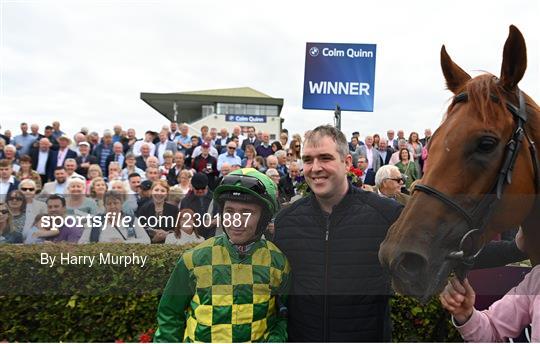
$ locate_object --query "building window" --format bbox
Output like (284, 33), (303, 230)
(202, 105), (214, 117)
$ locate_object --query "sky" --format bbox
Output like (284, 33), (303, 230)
(1, 0), (539, 140)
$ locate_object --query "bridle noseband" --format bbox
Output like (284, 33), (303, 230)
(414, 88), (540, 279)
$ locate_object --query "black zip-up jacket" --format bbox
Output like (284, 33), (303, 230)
(274, 185), (402, 342)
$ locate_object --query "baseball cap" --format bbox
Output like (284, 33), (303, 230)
(78, 141), (90, 147)
(191, 172), (209, 190)
(140, 180), (152, 191)
(201, 142), (210, 149)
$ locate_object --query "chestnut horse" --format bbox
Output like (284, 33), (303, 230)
(379, 25), (540, 301)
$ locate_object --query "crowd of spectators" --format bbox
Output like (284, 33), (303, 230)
(0, 121), (432, 245)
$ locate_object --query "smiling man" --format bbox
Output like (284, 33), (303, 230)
(155, 168), (290, 342)
(273, 125), (403, 342)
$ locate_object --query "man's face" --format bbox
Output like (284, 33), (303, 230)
(210, 128), (218, 139)
(397, 130), (405, 139)
(30, 124), (39, 135)
(425, 129), (432, 137)
(58, 138), (69, 149)
(170, 122), (178, 132)
(248, 127), (255, 138)
(47, 199), (66, 217)
(174, 153), (185, 166)
(159, 132), (167, 142)
(129, 176), (141, 192)
(0, 166), (12, 180)
(382, 170), (403, 197)
(201, 147), (209, 156)
(64, 161), (76, 174)
(220, 129), (228, 138)
(21, 123), (28, 134)
(223, 200), (262, 245)
(54, 170), (67, 184)
(113, 144), (123, 154)
(201, 126), (209, 136)
(114, 126), (122, 135)
(277, 155), (287, 165)
(45, 128), (53, 137)
(351, 137), (358, 146)
(127, 129), (136, 139)
(233, 126), (241, 136)
(52, 121), (60, 130)
(365, 136), (373, 147)
(193, 186), (208, 197)
(387, 130), (395, 140)
(140, 145), (150, 157)
(378, 140), (388, 150)
(146, 167), (160, 181)
(221, 165), (231, 176)
(302, 136), (350, 200)
(358, 158), (368, 171)
(227, 143), (236, 155)
(103, 135), (113, 145)
(262, 133), (269, 144)
(79, 145), (89, 155)
(180, 126), (188, 136)
(290, 166), (300, 179)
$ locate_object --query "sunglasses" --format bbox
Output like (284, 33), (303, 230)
(386, 177), (404, 183)
(294, 145), (300, 148)
(221, 174), (267, 196)
(0, 209), (9, 214)
(287, 153), (293, 156)
(227, 147), (235, 150)
(21, 187), (35, 191)
(7, 197), (24, 201)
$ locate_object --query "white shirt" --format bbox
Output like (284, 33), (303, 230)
(165, 231), (204, 245)
(365, 146), (374, 170)
(0, 176), (15, 202)
(132, 141), (155, 157)
(157, 141), (167, 165)
(55, 182), (66, 195)
(37, 150), (49, 175)
(57, 148), (69, 167)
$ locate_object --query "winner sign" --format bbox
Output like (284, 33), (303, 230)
(302, 42), (377, 112)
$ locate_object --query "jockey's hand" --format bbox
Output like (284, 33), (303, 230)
(439, 277), (475, 325)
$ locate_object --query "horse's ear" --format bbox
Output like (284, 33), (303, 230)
(500, 25), (527, 91)
(440, 45), (471, 94)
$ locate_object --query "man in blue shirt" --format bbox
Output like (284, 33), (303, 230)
(13, 122), (37, 157)
(217, 142), (241, 172)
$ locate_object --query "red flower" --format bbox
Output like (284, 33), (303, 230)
(348, 166), (363, 177)
(139, 333), (152, 343)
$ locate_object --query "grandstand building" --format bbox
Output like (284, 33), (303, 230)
(140, 87), (284, 139)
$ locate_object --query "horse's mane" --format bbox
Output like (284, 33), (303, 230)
(444, 74), (507, 126)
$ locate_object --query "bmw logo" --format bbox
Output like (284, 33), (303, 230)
(309, 46), (319, 57)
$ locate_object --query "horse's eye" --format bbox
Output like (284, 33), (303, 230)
(477, 137), (499, 153)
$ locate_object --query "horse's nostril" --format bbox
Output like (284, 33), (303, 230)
(393, 252), (428, 281)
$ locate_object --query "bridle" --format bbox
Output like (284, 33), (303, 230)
(414, 87), (540, 279)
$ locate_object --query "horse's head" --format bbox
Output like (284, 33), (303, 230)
(379, 25), (539, 301)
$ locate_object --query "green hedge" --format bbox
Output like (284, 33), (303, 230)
(0, 244), (461, 342)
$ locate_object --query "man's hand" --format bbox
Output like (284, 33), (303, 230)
(439, 277), (475, 325)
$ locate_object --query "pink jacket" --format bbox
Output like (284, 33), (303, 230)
(456, 265), (539, 342)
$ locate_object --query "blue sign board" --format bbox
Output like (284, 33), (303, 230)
(303, 42), (377, 112)
(225, 114), (267, 123)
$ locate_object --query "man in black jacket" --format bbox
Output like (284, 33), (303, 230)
(274, 125), (526, 342)
(274, 125), (402, 342)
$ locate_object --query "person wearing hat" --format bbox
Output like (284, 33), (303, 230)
(75, 142), (98, 177)
(179, 172), (217, 239)
(55, 134), (77, 168)
(155, 168), (290, 342)
(191, 142), (219, 190)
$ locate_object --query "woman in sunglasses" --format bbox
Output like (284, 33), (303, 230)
(0, 190), (26, 243)
(156, 168), (290, 342)
(19, 179), (47, 240)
